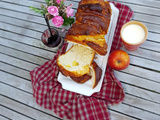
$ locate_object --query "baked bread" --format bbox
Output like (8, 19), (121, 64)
(70, 61), (102, 88)
(57, 44), (95, 78)
(65, 0), (112, 55)
(70, 74), (91, 84)
(57, 44), (102, 88)
(57, 0), (107, 88)
(89, 61), (102, 88)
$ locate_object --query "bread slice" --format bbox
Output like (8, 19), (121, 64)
(70, 61), (102, 88)
(57, 44), (95, 77)
(65, 35), (108, 55)
(89, 61), (102, 89)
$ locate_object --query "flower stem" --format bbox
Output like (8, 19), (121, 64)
(44, 14), (53, 37)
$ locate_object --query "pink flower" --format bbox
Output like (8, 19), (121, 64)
(52, 16), (64, 27)
(56, 0), (66, 4)
(47, 6), (59, 16)
(66, 4), (74, 17)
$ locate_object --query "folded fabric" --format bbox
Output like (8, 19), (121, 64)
(30, 2), (133, 120)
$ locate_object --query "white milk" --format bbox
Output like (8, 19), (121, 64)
(122, 24), (145, 44)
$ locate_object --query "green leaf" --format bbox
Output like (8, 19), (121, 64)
(69, 17), (75, 25)
(29, 6), (46, 15)
(62, 16), (75, 26)
(62, 17), (70, 26)
(59, 1), (65, 10)
(45, 0), (49, 4)
(41, 5), (48, 14)
(60, 0), (65, 5)
(45, 0), (52, 6)
(29, 6), (48, 16)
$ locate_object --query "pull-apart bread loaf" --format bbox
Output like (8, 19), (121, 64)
(65, 0), (112, 55)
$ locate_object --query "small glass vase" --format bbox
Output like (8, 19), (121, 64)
(41, 28), (64, 49)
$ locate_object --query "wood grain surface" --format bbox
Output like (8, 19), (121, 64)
(0, 0), (160, 120)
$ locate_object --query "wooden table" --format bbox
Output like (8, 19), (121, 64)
(0, 0), (160, 119)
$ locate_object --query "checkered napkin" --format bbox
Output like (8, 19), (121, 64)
(30, 2), (133, 120)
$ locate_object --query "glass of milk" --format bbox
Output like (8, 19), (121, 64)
(120, 21), (148, 51)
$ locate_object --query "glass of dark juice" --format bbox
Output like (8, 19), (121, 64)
(41, 28), (63, 48)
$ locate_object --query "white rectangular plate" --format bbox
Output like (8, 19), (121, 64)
(57, 3), (119, 96)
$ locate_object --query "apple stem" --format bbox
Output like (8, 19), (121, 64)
(118, 60), (121, 63)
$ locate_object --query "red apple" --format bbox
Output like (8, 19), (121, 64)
(108, 50), (130, 70)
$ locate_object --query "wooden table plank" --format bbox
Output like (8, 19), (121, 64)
(0, 37), (55, 59)
(122, 47), (160, 62)
(110, 0), (160, 16)
(0, 115), (11, 120)
(129, 55), (160, 71)
(0, 9), (69, 33)
(140, 40), (160, 52)
(121, 65), (160, 83)
(1, 0), (78, 14)
(109, 102), (160, 120)
(0, 53), (38, 71)
(0, 62), (30, 79)
(0, 16), (66, 38)
(2, 0), (44, 9)
(0, 45), (48, 66)
(143, 22), (160, 33)
(0, 22), (43, 39)
(0, 71), (32, 93)
(110, 0), (160, 8)
(0, 1), (41, 16)
(0, 30), (60, 53)
(133, 12), (160, 25)
(147, 32), (160, 42)
(0, 105), (33, 120)
(115, 71), (160, 93)
(110, 111), (136, 120)
(0, 95), (60, 120)
(0, 84), (60, 119)
(124, 95), (160, 115)
(122, 83), (160, 104)
(0, 8), (45, 25)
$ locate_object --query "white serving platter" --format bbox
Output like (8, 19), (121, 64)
(57, 3), (119, 96)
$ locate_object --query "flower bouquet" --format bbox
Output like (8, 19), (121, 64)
(30, 0), (75, 27)
(30, 0), (75, 48)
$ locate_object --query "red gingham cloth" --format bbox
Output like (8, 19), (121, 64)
(30, 2), (133, 120)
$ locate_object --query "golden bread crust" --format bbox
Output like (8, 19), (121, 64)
(85, 41), (108, 55)
(91, 61), (102, 89)
(70, 74), (91, 83)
